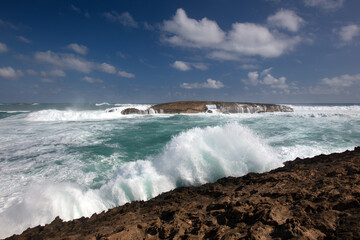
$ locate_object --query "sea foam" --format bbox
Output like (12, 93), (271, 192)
(0, 123), (281, 238)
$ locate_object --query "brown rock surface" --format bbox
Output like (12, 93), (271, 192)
(151, 101), (293, 114)
(120, 108), (148, 115)
(6, 147), (360, 240)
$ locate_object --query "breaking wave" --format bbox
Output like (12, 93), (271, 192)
(0, 123), (281, 238)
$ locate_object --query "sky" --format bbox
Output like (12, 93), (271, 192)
(0, 0), (360, 103)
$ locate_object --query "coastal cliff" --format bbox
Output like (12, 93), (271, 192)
(105, 101), (293, 114)
(7, 147), (360, 239)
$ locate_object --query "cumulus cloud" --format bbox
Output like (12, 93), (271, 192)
(263, 74), (287, 89)
(162, 8), (301, 59)
(35, 51), (93, 73)
(118, 70), (135, 78)
(267, 9), (304, 32)
(225, 23), (301, 58)
(303, 0), (344, 10)
(171, 61), (191, 71)
(162, 8), (225, 47)
(242, 68), (288, 89)
(338, 24), (360, 42)
(98, 62), (116, 74)
(104, 11), (138, 28)
(0, 66), (23, 80)
(322, 73), (360, 87)
(180, 78), (224, 89)
(34, 51), (118, 75)
(66, 43), (88, 55)
(171, 60), (208, 71)
(17, 36), (31, 43)
(0, 42), (8, 53)
(81, 76), (103, 83)
(244, 71), (260, 85)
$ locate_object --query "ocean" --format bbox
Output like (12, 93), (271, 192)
(0, 103), (359, 238)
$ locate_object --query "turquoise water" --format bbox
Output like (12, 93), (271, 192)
(0, 103), (359, 238)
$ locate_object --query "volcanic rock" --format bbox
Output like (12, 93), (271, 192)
(7, 147), (360, 240)
(151, 101), (292, 114)
(121, 108), (148, 115)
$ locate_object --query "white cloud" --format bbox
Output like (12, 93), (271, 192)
(104, 11), (138, 28)
(304, 0), (344, 10)
(47, 69), (66, 77)
(34, 51), (117, 75)
(261, 67), (273, 76)
(171, 61), (208, 71)
(98, 62), (116, 74)
(239, 64), (259, 70)
(35, 51), (93, 73)
(26, 69), (66, 77)
(338, 24), (360, 42)
(267, 9), (304, 32)
(17, 36), (31, 43)
(0, 66), (23, 80)
(180, 78), (224, 89)
(242, 68), (288, 89)
(66, 43), (88, 55)
(143, 22), (155, 31)
(192, 63), (208, 70)
(162, 8), (225, 47)
(207, 51), (240, 61)
(70, 4), (90, 18)
(171, 61), (191, 71)
(322, 73), (360, 87)
(81, 76), (103, 83)
(225, 23), (300, 58)
(0, 42), (8, 53)
(244, 71), (260, 85)
(263, 74), (287, 89)
(118, 70), (135, 78)
(162, 8), (301, 59)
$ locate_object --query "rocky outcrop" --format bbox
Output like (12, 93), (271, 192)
(120, 108), (148, 115)
(121, 101), (293, 114)
(7, 147), (360, 240)
(152, 101), (293, 114)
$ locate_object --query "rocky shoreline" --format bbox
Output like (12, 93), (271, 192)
(106, 101), (293, 114)
(6, 147), (360, 239)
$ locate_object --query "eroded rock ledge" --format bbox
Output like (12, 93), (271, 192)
(106, 101), (293, 114)
(7, 147), (360, 240)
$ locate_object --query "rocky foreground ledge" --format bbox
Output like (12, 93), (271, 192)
(107, 101), (293, 114)
(7, 147), (360, 239)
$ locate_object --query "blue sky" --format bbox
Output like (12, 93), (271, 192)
(0, 0), (359, 103)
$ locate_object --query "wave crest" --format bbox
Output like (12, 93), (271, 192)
(0, 123), (281, 238)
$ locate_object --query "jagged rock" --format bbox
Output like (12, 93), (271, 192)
(8, 148), (360, 240)
(121, 108), (148, 115)
(116, 101), (293, 115)
(151, 101), (293, 114)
